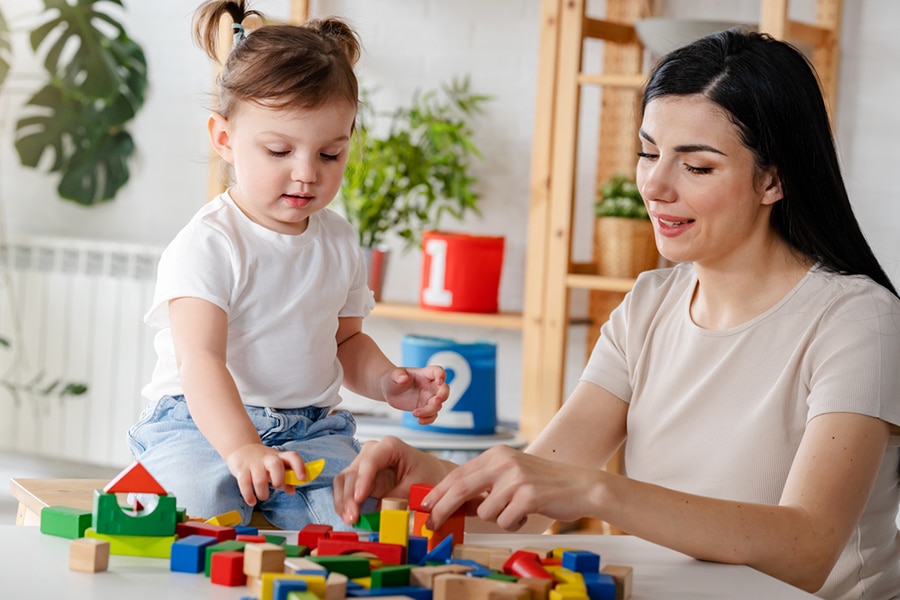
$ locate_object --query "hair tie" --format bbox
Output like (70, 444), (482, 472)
(232, 23), (246, 47)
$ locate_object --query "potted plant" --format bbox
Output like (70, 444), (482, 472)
(0, 0), (149, 206)
(594, 174), (659, 277)
(340, 77), (491, 301)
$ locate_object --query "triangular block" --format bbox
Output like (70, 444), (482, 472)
(103, 461), (167, 495)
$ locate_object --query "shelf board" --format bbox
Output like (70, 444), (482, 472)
(578, 72), (646, 89)
(566, 273), (635, 293)
(370, 302), (523, 330)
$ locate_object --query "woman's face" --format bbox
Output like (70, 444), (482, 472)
(636, 94), (782, 269)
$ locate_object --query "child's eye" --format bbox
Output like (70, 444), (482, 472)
(320, 152), (339, 161)
(267, 149), (290, 158)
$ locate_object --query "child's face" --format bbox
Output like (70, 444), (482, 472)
(211, 100), (356, 236)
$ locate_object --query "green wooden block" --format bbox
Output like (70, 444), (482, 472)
(285, 592), (318, 600)
(486, 572), (519, 582)
(40, 506), (93, 539)
(264, 534), (286, 545)
(204, 540), (246, 577)
(371, 564), (413, 588)
(307, 554), (371, 578)
(92, 489), (178, 537)
(84, 527), (176, 558)
(353, 511), (381, 531)
(284, 544), (308, 557)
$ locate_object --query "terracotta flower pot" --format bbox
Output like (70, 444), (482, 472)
(595, 217), (659, 278)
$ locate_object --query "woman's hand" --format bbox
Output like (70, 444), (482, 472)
(333, 436), (454, 525)
(225, 443), (307, 506)
(380, 365), (449, 424)
(421, 445), (605, 531)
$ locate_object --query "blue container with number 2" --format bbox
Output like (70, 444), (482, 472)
(400, 335), (497, 435)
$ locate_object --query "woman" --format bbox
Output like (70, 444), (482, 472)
(334, 29), (900, 599)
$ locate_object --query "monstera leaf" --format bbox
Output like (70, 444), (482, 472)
(12, 0), (148, 206)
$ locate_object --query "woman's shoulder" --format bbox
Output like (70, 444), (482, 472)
(805, 267), (900, 315)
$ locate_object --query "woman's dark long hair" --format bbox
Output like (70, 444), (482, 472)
(642, 29), (897, 297)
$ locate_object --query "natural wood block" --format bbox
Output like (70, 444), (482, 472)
(69, 538), (110, 573)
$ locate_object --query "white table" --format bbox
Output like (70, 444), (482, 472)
(0, 526), (815, 599)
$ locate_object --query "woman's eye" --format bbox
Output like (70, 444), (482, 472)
(637, 151), (657, 160)
(685, 164), (713, 174)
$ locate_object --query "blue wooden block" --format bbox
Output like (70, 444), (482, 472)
(407, 536), (428, 565)
(584, 572), (617, 600)
(562, 549), (601, 573)
(273, 578), (308, 600)
(234, 525), (258, 536)
(170, 535), (217, 573)
(447, 558), (494, 577)
(418, 533), (453, 565)
(346, 585), (433, 599)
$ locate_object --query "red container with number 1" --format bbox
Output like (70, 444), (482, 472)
(418, 231), (504, 313)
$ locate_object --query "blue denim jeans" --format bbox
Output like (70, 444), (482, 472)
(127, 395), (361, 530)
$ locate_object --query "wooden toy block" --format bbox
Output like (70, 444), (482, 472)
(103, 460), (167, 495)
(272, 578), (309, 600)
(354, 511), (382, 531)
(260, 572), (326, 600)
(515, 576), (554, 599)
(408, 483), (433, 512)
(69, 538), (110, 573)
(452, 543), (512, 566)
(351, 576), (372, 589)
(235, 525), (259, 536)
(409, 564), (473, 588)
(433, 573), (530, 600)
(244, 542), (288, 577)
(285, 591), (320, 600)
(561, 550), (600, 574)
(211, 550), (246, 587)
(285, 556), (326, 573)
(344, 585), (432, 598)
(206, 509), (242, 527)
(425, 508), (464, 551)
(503, 550), (554, 580)
(381, 497), (409, 511)
(330, 530), (362, 542)
(316, 538), (405, 565)
(418, 533), (453, 565)
(170, 534), (217, 573)
(407, 536), (428, 566)
(583, 572), (617, 600)
(176, 520), (236, 541)
(266, 534), (288, 545)
(297, 523), (332, 550)
(600, 565), (633, 599)
(284, 458), (325, 486)
(284, 544), (308, 557)
(93, 489), (178, 537)
(325, 571), (349, 600)
(84, 527), (176, 558)
(307, 554), (372, 578)
(446, 557), (494, 577)
(371, 564), (414, 588)
(412, 510), (429, 538)
(204, 540), (247, 576)
(545, 565), (587, 588)
(40, 505), (93, 539)
(549, 586), (590, 600)
(238, 534), (269, 543)
(379, 508), (410, 548)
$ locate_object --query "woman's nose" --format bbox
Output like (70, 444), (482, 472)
(639, 162), (675, 205)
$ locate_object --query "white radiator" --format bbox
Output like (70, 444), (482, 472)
(0, 236), (162, 467)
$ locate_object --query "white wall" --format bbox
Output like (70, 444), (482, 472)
(1, 0), (898, 426)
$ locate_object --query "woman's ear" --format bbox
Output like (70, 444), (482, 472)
(760, 168), (784, 206)
(207, 112), (235, 164)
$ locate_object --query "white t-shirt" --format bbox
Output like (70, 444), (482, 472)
(583, 262), (900, 600)
(142, 192), (374, 409)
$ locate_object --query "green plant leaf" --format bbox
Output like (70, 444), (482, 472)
(0, 6), (11, 89)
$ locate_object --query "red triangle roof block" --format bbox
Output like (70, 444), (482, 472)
(103, 461), (167, 495)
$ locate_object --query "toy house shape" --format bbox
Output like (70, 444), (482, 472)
(103, 460), (168, 495)
(92, 461), (177, 538)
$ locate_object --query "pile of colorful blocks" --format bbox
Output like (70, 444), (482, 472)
(40, 462), (633, 599)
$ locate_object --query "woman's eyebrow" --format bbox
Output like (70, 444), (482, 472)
(639, 129), (727, 156)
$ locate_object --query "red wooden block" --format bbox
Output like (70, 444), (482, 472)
(315, 538), (405, 565)
(298, 524), (333, 550)
(176, 521), (237, 542)
(103, 461), (167, 495)
(427, 509), (465, 551)
(211, 550), (246, 587)
(408, 483), (434, 512)
(504, 550), (554, 580)
(328, 531), (359, 542)
(236, 534), (268, 543)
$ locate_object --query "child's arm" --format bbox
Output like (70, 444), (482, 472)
(169, 297), (306, 506)
(336, 317), (449, 424)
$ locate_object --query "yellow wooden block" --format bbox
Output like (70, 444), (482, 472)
(378, 508), (410, 547)
(550, 586), (590, 600)
(351, 576), (371, 589)
(260, 572), (326, 600)
(205, 509), (242, 527)
(284, 458), (325, 486)
(84, 527), (175, 558)
(546, 565), (587, 590)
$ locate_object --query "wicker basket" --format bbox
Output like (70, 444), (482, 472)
(595, 217), (659, 278)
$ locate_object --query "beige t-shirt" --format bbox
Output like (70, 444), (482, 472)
(583, 262), (900, 600)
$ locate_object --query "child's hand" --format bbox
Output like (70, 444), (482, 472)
(224, 443), (307, 506)
(381, 365), (449, 424)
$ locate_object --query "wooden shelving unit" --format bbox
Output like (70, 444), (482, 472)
(371, 302), (523, 331)
(519, 0), (843, 441)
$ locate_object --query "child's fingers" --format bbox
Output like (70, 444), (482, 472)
(235, 471), (257, 506)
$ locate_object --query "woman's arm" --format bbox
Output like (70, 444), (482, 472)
(424, 381), (888, 592)
(169, 297), (304, 505)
